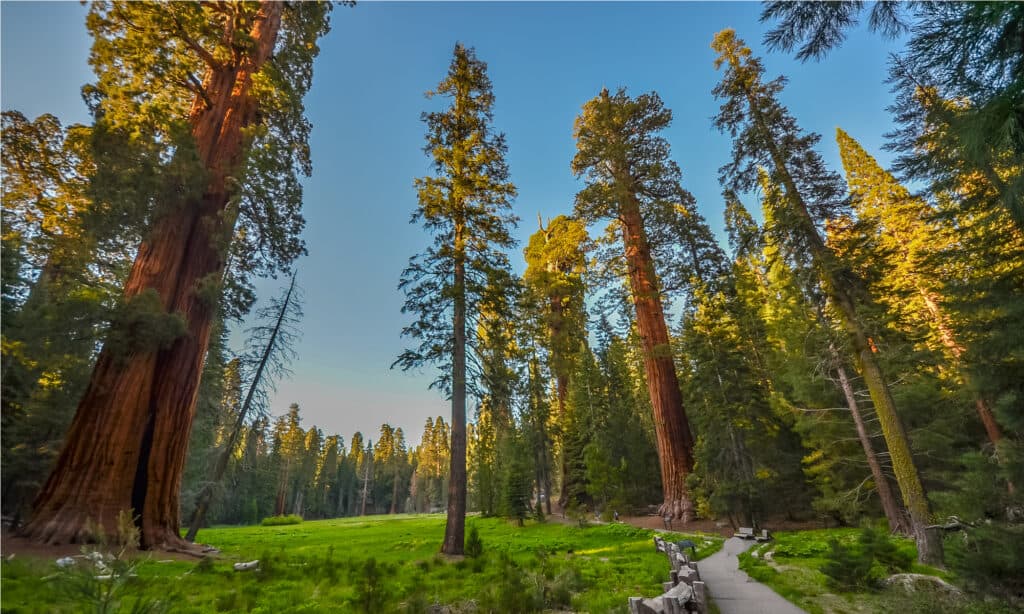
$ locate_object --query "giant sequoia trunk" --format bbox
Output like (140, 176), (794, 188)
(620, 197), (696, 522)
(24, 3), (282, 549)
(551, 290), (574, 512)
(441, 227), (467, 555)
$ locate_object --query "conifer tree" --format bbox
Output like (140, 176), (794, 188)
(523, 357), (553, 514)
(395, 44), (518, 554)
(469, 404), (500, 516)
(345, 431), (366, 516)
(712, 29), (942, 564)
(500, 427), (533, 526)
(314, 436), (342, 519)
(25, 2), (332, 548)
(523, 215), (588, 509)
(591, 328), (663, 511)
(762, 2), (1024, 228)
(835, 129), (1012, 477)
(750, 178), (910, 533)
(0, 112), (114, 520)
(571, 88), (698, 521)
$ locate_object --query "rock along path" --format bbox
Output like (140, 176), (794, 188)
(699, 537), (807, 614)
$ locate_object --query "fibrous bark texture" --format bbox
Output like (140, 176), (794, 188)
(620, 197), (696, 522)
(24, 2), (282, 549)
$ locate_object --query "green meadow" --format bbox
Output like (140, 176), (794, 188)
(1, 515), (722, 613)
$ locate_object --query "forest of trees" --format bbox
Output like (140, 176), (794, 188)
(2, 0), (1021, 593)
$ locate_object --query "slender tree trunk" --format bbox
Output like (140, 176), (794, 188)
(830, 346), (910, 535)
(276, 460), (290, 517)
(745, 88), (942, 565)
(185, 275), (295, 541)
(619, 197), (696, 522)
(24, 2), (282, 549)
(390, 466), (401, 515)
(359, 462), (370, 517)
(542, 444), (552, 516)
(741, 84), (937, 560)
(442, 226), (467, 555)
(556, 373), (572, 512)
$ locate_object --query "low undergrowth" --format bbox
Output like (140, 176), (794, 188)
(259, 514), (303, 527)
(738, 528), (1018, 614)
(1, 515), (722, 613)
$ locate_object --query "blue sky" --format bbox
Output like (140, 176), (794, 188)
(2, 1), (903, 447)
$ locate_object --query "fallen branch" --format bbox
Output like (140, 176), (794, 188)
(926, 516), (974, 532)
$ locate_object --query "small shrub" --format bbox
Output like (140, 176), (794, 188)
(947, 523), (1024, 598)
(484, 555), (544, 612)
(261, 514), (302, 526)
(771, 536), (831, 558)
(256, 550), (276, 580)
(214, 589), (239, 612)
(193, 556), (216, 574)
(464, 524), (484, 558)
(316, 545), (339, 585)
(821, 537), (876, 590)
(860, 527), (912, 573)
(821, 528), (909, 590)
(52, 512), (171, 614)
(352, 558), (391, 612)
(246, 499), (260, 526)
(739, 552), (779, 583)
(546, 567), (583, 608)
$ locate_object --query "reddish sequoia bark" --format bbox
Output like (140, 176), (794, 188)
(24, 2), (283, 548)
(619, 196), (696, 522)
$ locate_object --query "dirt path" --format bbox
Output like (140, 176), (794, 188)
(698, 537), (806, 614)
(1, 529), (205, 563)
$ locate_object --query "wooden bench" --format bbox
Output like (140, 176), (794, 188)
(735, 526), (755, 539)
(735, 527), (772, 541)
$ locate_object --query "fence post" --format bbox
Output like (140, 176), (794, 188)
(693, 581), (707, 614)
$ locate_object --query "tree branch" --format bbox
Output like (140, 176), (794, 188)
(186, 73), (215, 111)
(171, 13), (223, 71)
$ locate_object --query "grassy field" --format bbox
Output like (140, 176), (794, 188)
(1, 514), (723, 613)
(737, 528), (1017, 614)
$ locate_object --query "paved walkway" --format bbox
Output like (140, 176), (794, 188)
(699, 537), (806, 614)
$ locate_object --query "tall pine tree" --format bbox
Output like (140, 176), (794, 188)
(395, 43), (518, 554)
(712, 29), (942, 564)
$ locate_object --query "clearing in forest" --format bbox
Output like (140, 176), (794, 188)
(1, 514), (722, 613)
